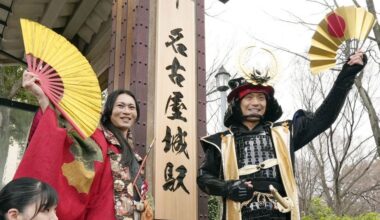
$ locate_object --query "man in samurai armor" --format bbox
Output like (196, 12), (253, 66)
(197, 51), (366, 220)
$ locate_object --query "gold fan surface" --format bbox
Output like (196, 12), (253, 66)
(20, 18), (101, 138)
(308, 6), (376, 74)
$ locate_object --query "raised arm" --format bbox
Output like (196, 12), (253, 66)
(292, 51), (367, 150)
(22, 70), (50, 112)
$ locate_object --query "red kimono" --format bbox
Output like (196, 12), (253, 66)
(14, 107), (121, 219)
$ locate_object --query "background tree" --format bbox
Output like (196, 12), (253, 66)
(291, 56), (380, 216)
(280, 0), (380, 156)
(205, 42), (235, 135)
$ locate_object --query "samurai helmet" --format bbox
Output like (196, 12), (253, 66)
(224, 46), (283, 127)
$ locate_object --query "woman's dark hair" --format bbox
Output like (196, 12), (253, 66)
(100, 89), (142, 195)
(0, 177), (58, 220)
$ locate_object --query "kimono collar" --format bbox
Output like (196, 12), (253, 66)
(101, 125), (134, 147)
(100, 126), (142, 161)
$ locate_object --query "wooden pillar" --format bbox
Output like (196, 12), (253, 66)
(108, 0), (207, 218)
(108, 0), (129, 92)
(196, 1), (208, 218)
(108, 0), (149, 157)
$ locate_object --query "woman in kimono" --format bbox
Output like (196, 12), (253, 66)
(15, 71), (146, 220)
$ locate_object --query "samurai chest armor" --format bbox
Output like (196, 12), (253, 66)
(235, 129), (277, 179)
(233, 126), (288, 219)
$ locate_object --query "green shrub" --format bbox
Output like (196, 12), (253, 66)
(302, 197), (380, 220)
(354, 212), (380, 220)
(208, 195), (221, 220)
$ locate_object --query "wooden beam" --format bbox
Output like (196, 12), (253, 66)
(85, 13), (103, 33)
(123, 0), (136, 89)
(111, 0), (125, 90)
(0, 49), (25, 64)
(60, 3), (76, 16)
(3, 26), (21, 39)
(50, 17), (68, 29)
(0, 0), (13, 8)
(85, 18), (111, 60)
(97, 68), (108, 91)
(12, 3), (45, 18)
(77, 25), (94, 43)
(4, 14), (21, 27)
(93, 0), (112, 21)
(39, 0), (68, 27)
(0, 48), (24, 59)
(91, 49), (109, 77)
(0, 3), (11, 12)
(62, 0), (101, 39)
(76, 37), (86, 52)
(1, 38), (23, 50)
(0, 8), (7, 19)
(20, 0), (50, 4)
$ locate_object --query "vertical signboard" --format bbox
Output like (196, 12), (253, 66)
(154, 0), (197, 219)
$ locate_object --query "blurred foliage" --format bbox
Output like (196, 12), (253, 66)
(0, 64), (36, 149)
(0, 65), (37, 104)
(208, 195), (221, 220)
(0, 65), (37, 185)
(302, 198), (380, 220)
(8, 108), (35, 147)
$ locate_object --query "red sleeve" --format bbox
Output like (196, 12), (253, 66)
(14, 107), (114, 220)
(15, 106), (67, 184)
(27, 108), (43, 143)
(85, 129), (116, 220)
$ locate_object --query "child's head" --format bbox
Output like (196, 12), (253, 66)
(0, 177), (58, 220)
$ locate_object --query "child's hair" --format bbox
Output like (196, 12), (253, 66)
(0, 177), (58, 220)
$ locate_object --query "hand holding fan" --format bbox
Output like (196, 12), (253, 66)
(308, 6), (376, 74)
(20, 18), (101, 139)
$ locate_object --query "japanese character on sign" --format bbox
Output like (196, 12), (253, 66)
(165, 28), (188, 57)
(165, 91), (187, 122)
(166, 57), (186, 87)
(162, 126), (189, 159)
(163, 162), (189, 194)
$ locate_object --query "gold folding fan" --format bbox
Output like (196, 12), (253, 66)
(308, 6), (376, 74)
(20, 18), (101, 139)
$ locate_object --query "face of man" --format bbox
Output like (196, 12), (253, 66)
(239, 92), (267, 123)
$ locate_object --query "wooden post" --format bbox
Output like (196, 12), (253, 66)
(108, 0), (207, 218)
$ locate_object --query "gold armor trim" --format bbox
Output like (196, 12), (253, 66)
(238, 158), (278, 176)
(221, 123), (301, 220)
